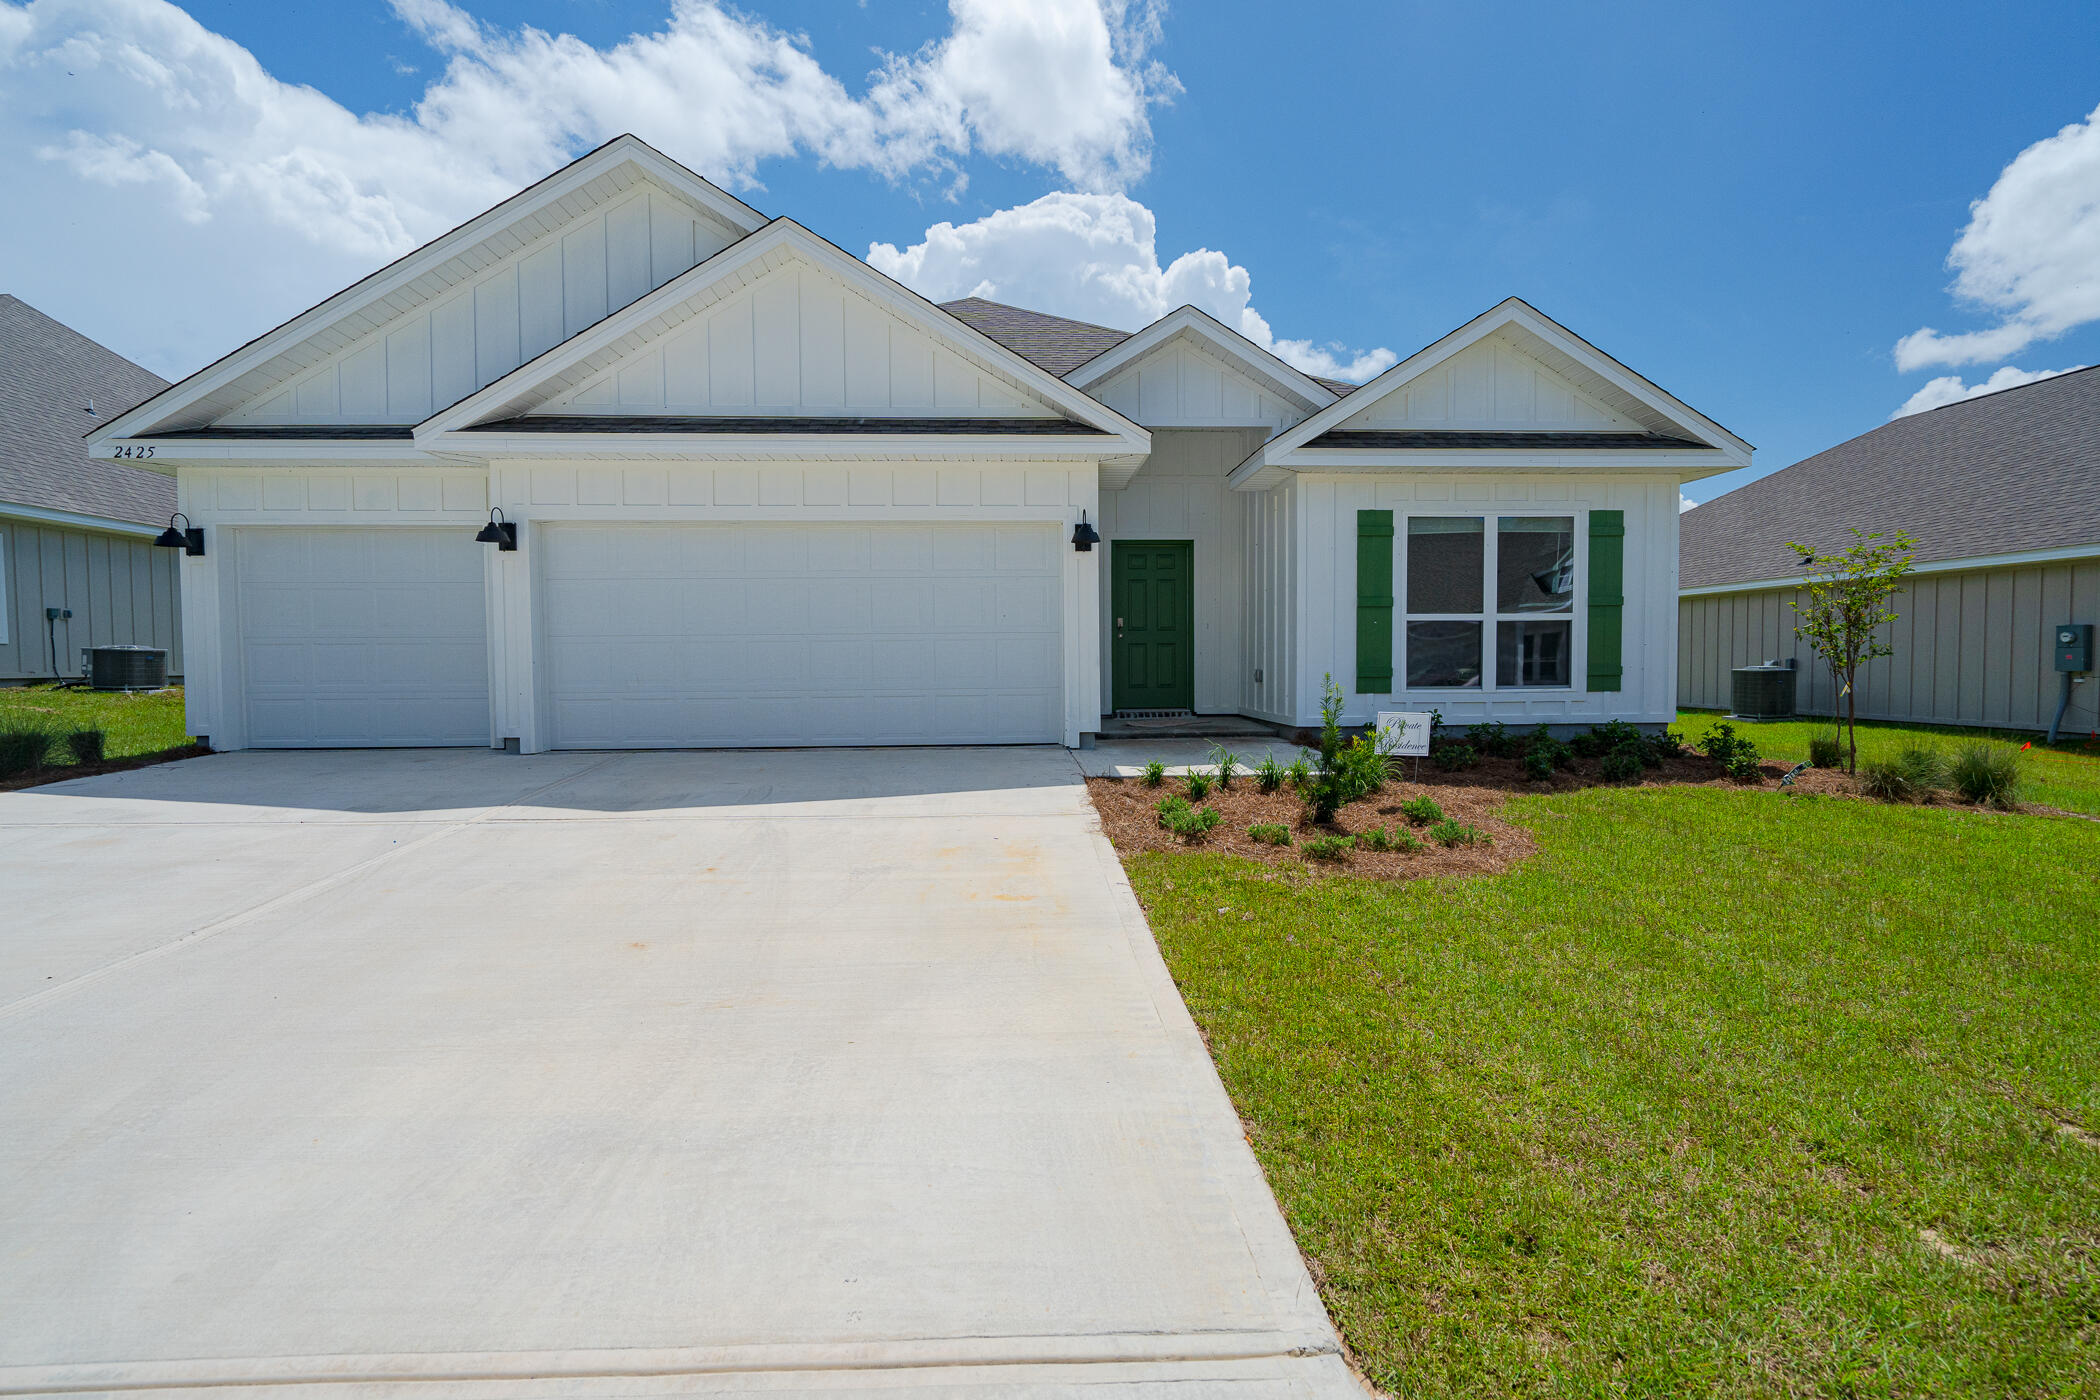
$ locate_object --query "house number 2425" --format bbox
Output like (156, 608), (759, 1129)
(112, 445), (156, 459)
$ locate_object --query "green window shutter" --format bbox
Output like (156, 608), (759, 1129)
(1355, 509), (1394, 693)
(1587, 509), (1625, 692)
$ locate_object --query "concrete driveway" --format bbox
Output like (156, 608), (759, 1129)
(0, 748), (1353, 1399)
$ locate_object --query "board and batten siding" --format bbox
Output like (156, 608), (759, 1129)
(0, 518), (182, 682)
(1243, 478), (1298, 724)
(1679, 555), (2100, 735)
(1296, 473), (1680, 729)
(222, 187), (738, 427)
(1097, 428), (1268, 716)
(543, 260), (1056, 418)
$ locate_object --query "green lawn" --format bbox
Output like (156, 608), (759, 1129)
(0, 684), (193, 764)
(1676, 708), (2100, 817)
(1133, 780), (2100, 1397)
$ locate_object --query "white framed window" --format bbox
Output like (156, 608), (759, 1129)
(1401, 513), (1581, 692)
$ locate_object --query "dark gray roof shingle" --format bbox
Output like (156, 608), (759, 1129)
(1, 295), (173, 529)
(1681, 365), (2100, 589)
(941, 295), (1359, 397)
(940, 297), (1134, 378)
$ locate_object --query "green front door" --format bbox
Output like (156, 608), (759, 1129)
(1111, 540), (1195, 711)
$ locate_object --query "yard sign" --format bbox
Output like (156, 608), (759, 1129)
(1375, 711), (1432, 757)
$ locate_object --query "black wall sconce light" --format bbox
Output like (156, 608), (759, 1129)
(153, 513), (205, 556)
(475, 507), (519, 551)
(1071, 510), (1100, 552)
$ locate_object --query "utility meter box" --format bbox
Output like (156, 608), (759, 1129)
(2056, 623), (2093, 672)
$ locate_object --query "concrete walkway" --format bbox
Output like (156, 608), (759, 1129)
(0, 748), (1355, 1399)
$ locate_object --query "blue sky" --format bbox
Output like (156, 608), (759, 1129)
(8, 0), (2100, 503)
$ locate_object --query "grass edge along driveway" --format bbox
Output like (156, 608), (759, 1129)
(1131, 782), (2099, 1397)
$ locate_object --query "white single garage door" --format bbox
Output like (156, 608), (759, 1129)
(235, 528), (490, 747)
(541, 523), (1063, 747)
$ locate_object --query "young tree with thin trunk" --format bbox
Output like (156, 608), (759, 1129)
(1784, 527), (1917, 774)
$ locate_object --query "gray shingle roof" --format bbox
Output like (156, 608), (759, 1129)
(940, 297), (1135, 377)
(1681, 365), (2100, 590)
(941, 295), (1359, 398)
(1, 295), (173, 529)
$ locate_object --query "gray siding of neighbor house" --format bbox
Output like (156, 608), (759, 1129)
(1, 518), (183, 683)
(1678, 555), (2100, 735)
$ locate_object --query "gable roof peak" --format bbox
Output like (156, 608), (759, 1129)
(91, 135), (767, 443)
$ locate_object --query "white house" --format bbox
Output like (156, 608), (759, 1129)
(89, 137), (1749, 752)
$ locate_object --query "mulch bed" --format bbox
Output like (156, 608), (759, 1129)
(1089, 771), (1536, 880)
(1086, 749), (1893, 881)
(0, 744), (212, 795)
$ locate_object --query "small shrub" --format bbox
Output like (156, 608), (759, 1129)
(1334, 733), (1387, 804)
(1164, 805), (1222, 840)
(1253, 754), (1286, 793)
(1300, 678), (1357, 825)
(1572, 719), (1643, 759)
(1428, 819), (1489, 848)
(1642, 728), (1686, 764)
(1208, 744), (1240, 789)
(1398, 795), (1443, 825)
(1431, 743), (1477, 772)
(1155, 794), (1220, 839)
(1183, 769), (1215, 801)
(65, 728), (107, 764)
(1894, 740), (1948, 798)
(1600, 741), (1645, 783)
(1283, 754), (1315, 791)
(1360, 824), (1422, 853)
(1248, 822), (1292, 846)
(1140, 760), (1165, 787)
(0, 719), (55, 777)
(1807, 731), (1844, 768)
(1520, 747), (1555, 781)
(1857, 756), (1915, 802)
(1949, 741), (2023, 808)
(1302, 834), (1355, 861)
(1698, 722), (1764, 782)
(1466, 721), (1518, 757)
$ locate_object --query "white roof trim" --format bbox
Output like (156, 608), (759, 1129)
(1229, 297), (1752, 488)
(1063, 305), (1338, 414)
(415, 218), (1150, 454)
(0, 502), (163, 537)
(90, 135), (766, 445)
(1682, 539), (2100, 597)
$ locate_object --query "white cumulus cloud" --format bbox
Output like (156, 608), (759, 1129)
(1890, 363), (2085, 418)
(1679, 493), (1697, 513)
(869, 192), (1397, 382)
(0, 0), (1175, 373)
(1894, 102), (2100, 371)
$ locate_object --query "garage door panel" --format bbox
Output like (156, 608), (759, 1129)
(236, 528), (489, 748)
(542, 523), (1061, 747)
(870, 528), (933, 573)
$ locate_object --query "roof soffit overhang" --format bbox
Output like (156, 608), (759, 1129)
(87, 136), (768, 445)
(1227, 297), (1753, 490)
(414, 218), (1152, 472)
(1063, 305), (1338, 418)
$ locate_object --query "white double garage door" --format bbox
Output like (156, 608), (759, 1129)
(236, 522), (1064, 748)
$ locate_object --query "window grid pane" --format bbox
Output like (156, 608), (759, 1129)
(1497, 620), (1571, 688)
(1406, 621), (1482, 689)
(1497, 516), (1574, 614)
(1407, 516), (1483, 615)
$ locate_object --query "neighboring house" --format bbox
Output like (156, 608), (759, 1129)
(1680, 366), (2100, 736)
(1, 295), (181, 684)
(86, 136), (1748, 751)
